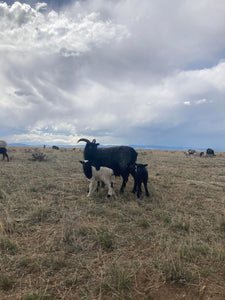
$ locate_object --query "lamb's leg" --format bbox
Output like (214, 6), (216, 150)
(137, 182), (142, 198)
(144, 182), (149, 197)
(87, 179), (95, 197)
(107, 181), (114, 197)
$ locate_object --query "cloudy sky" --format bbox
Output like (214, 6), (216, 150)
(1, 0), (225, 149)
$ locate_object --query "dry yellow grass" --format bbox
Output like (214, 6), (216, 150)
(0, 147), (224, 299)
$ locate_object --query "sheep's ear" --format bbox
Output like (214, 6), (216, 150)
(144, 164), (148, 167)
(79, 161), (84, 165)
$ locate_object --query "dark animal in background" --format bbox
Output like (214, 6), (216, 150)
(52, 145), (59, 150)
(200, 152), (204, 157)
(0, 141), (9, 161)
(206, 148), (215, 156)
(132, 163), (149, 198)
(77, 138), (138, 192)
(0, 147), (9, 161)
(80, 160), (115, 197)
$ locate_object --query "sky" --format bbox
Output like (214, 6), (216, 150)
(1, 0), (225, 149)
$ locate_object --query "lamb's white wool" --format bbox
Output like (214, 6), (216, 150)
(0, 140), (7, 148)
(88, 166), (114, 197)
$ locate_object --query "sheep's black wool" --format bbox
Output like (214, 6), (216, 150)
(80, 160), (92, 179)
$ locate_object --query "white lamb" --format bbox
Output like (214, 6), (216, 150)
(79, 160), (115, 197)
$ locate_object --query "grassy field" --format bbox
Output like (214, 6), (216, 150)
(0, 146), (225, 300)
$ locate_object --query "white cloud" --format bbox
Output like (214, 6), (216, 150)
(0, 1), (225, 148)
(0, 2), (129, 56)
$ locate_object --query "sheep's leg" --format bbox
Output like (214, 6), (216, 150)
(87, 179), (96, 197)
(132, 179), (137, 193)
(120, 175), (128, 193)
(137, 182), (142, 198)
(130, 164), (137, 193)
(107, 181), (114, 197)
(144, 182), (149, 197)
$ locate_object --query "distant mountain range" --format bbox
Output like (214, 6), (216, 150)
(9, 143), (208, 151)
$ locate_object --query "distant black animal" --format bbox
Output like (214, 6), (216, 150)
(132, 163), (149, 198)
(77, 138), (138, 192)
(206, 148), (215, 156)
(52, 145), (59, 150)
(0, 147), (9, 161)
(200, 152), (204, 157)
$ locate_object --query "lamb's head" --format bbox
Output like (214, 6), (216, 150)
(77, 138), (100, 160)
(79, 160), (92, 179)
(135, 163), (148, 172)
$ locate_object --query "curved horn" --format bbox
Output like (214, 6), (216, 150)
(77, 138), (91, 144)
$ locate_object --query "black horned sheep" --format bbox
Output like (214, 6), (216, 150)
(0, 140), (9, 161)
(77, 138), (137, 193)
(80, 160), (115, 197)
(132, 163), (149, 198)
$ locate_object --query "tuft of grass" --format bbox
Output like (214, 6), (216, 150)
(31, 151), (47, 161)
(137, 218), (150, 228)
(0, 238), (18, 255)
(29, 205), (53, 223)
(171, 217), (190, 232)
(161, 254), (195, 284)
(218, 215), (225, 232)
(96, 227), (115, 251)
(179, 241), (209, 263)
(23, 291), (55, 300)
(0, 274), (14, 291)
(103, 263), (133, 294)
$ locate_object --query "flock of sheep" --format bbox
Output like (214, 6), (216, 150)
(185, 148), (215, 157)
(0, 138), (216, 199)
(77, 138), (149, 199)
(0, 138), (149, 199)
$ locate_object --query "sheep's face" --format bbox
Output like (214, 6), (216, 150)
(80, 160), (92, 179)
(84, 141), (99, 160)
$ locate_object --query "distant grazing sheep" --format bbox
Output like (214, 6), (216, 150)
(200, 152), (204, 157)
(185, 149), (196, 156)
(206, 148), (215, 157)
(77, 138), (137, 192)
(80, 160), (115, 198)
(132, 163), (149, 198)
(0, 140), (9, 161)
(52, 145), (59, 150)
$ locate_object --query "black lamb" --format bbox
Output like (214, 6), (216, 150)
(132, 163), (149, 198)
